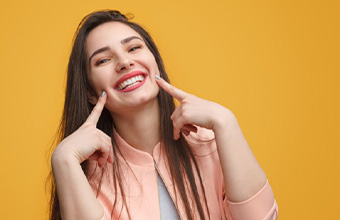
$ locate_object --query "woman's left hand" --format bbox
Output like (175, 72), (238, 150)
(157, 77), (270, 204)
(156, 76), (231, 140)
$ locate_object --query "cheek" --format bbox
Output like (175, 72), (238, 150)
(148, 56), (158, 71)
(89, 71), (113, 92)
(138, 51), (159, 73)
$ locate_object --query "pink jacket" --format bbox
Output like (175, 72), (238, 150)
(88, 128), (278, 220)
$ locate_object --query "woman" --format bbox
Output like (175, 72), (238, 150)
(49, 10), (278, 220)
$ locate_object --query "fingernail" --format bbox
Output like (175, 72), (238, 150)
(101, 91), (106, 97)
(155, 75), (161, 80)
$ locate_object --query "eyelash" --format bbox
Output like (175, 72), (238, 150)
(128, 45), (142, 52)
(94, 45), (143, 66)
(95, 58), (110, 66)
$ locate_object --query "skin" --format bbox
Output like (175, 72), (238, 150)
(86, 22), (161, 154)
(155, 77), (267, 202)
(52, 21), (267, 220)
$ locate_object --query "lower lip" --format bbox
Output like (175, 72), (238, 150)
(116, 75), (147, 93)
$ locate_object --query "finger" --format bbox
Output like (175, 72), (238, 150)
(173, 116), (187, 140)
(171, 112), (195, 138)
(155, 76), (188, 102)
(102, 135), (114, 164)
(170, 106), (190, 140)
(108, 153), (114, 164)
(98, 156), (106, 168)
(182, 124), (198, 133)
(97, 129), (112, 147)
(85, 132), (111, 168)
(88, 150), (113, 165)
(170, 104), (183, 121)
(85, 91), (107, 125)
(97, 130), (113, 165)
(170, 107), (182, 140)
(88, 148), (110, 166)
(95, 143), (111, 168)
(181, 124), (197, 136)
(100, 135), (113, 164)
(88, 151), (102, 161)
(182, 129), (190, 136)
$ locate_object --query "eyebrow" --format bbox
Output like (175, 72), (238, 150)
(89, 46), (110, 63)
(88, 36), (143, 63)
(121, 36), (143, 44)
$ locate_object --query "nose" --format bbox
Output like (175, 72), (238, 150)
(115, 54), (134, 72)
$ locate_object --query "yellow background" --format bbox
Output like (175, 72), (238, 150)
(0, 0), (339, 219)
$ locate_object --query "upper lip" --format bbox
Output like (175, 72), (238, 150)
(114, 71), (147, 89)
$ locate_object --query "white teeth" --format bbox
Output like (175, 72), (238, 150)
(125, 82), (139, 89)
(118, 75), (145, 90)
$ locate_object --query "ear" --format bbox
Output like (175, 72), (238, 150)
(87, 90), (98, 105)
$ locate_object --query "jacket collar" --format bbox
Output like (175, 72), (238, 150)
(113, 129), (162, 167)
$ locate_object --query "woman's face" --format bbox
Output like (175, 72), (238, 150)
(86, 22), (160, 115)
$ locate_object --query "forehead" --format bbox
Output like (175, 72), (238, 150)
(86, 22), (142, 54)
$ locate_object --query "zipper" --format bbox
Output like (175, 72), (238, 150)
(154, 160), (183, 220)
(155, 163), (162, 220)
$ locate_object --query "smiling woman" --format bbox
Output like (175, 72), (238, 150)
(86, 21), (160, 115)
(48, 10), (278, 220)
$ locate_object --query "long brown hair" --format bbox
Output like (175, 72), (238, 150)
(48, 10), (210, 220)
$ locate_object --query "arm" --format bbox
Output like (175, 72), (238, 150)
(52, 154), (104, 220)
(156, 76), (277, 219)
(212, 108), (267, 202)
(51, 91), (113, 220)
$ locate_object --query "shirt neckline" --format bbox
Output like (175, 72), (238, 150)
(113, 129), (162, 167)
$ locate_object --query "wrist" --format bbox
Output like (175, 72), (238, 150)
(51, 147), (80, 170)
(212, 108), (238, 134)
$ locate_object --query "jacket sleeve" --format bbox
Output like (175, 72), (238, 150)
(224, 179), (278, 220)
(186, 127), (278, 220)
(87, 161), (115, 220)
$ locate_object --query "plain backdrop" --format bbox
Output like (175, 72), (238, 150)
(0, 0), (339, 219)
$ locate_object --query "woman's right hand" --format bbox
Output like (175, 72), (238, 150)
(52, 91), (113, 168)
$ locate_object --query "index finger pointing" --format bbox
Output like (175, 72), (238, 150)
(156, 75), (188, 102)
(85, 91), (107, 125)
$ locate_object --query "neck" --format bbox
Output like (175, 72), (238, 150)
(111, 99), (160, 155)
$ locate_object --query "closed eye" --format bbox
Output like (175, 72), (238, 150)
(96, 58), (110, 66)
(128, 45), (142, 52)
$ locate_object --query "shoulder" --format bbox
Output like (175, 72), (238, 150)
(184, 126), (217, 156)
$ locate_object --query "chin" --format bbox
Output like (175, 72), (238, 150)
(132, 93), (158, 106)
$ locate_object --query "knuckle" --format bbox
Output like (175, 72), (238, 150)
(173, 120), (181, 128)
(94, 133), (101, 142)
(182, 98), (189, 104)
(101, 146), (109, 154)
(182, 111), (189, 118)
(185, 94), (195, 101)
(81, 123), (91, 131)
(178, 119), (185, 127)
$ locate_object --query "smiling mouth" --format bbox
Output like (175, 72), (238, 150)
(116, 75), (145, 90)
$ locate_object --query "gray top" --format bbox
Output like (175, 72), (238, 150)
(157, 174), (181, 220)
